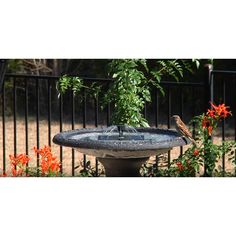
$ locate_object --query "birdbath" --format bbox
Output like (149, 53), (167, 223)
(53, 125), (189, 177)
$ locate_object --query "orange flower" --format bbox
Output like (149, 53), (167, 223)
(176, 162), (184, 171)
(210, 102), (219, 111)
(202, 115), (211, 128)
(193, 149), (199, 156)
(9, 154), (30, 167)
(9, 154), (30, 177)
(207, 126), (213, 136)
(11, 168), (17, 177)
(7, 146), (60, 177)
(204, 103), (232, 137)
(207, 109), (215, 118)
(210, 102), (232, 119)
(202, 115), (213, 136)
(34, 146), (61, 176)
(11, 168), (24, 177)
(51, 162), (60, 172)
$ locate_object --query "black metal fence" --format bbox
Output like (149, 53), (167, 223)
(207, 66), (236, 175)
(1, 65), (236, 176)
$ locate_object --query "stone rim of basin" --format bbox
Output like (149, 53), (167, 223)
(52, 127), (189, 151)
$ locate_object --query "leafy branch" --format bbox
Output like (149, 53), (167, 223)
(56, 59), (199, 127)
(57, 75), (102, 99)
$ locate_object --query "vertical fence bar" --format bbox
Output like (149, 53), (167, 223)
(13, 77), (17, 156)
(2, 80), (6, 172)
(222, 78), (226, 175)
(107, 102), (111, 126)
(47, 79), (51, 147)
(59, 94), (63, 174)
(95, 96), (99, 176)
(25, 78), (28, 155)
(204, 64), (213, 176)
(235, 79), (236, 176)
(71, 91), (75, 176)
(106, 82), (111, 126)
(36, 79), (40, 176)
(155, 88), (159, 172)
(192, 87), (196, 139)
(155, 89), (159, 128)
(144, 102), (147, 119)
(83, 88), (87, 169)
(204, 64), (214, 110)
(24, 78), (29, 174)
(179, 86), (184, 156)
(235, 124), (236, 176)
(233, 78), (236, 176)
(167, 86), (171, 170)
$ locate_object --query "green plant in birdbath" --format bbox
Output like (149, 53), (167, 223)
(57, 59), (199, 127)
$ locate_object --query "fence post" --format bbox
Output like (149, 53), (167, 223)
(0, 59), (7, 93)
(204, 64), (214, 109)
(203, 64), (213, 176)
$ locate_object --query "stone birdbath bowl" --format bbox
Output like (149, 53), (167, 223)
(53, 125), (189, 177)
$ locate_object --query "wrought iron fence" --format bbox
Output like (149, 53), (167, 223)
(207, 66), (236, 175)
(1, 65), (236, 176)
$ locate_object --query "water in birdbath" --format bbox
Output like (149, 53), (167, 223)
(99, 125), (145, 141)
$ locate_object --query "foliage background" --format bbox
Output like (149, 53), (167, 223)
(2, 59), (236, 127)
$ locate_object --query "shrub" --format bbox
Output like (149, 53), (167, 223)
(142, 103), (236, 177)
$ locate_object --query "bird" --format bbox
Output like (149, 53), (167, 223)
(172, 115), (197, 146)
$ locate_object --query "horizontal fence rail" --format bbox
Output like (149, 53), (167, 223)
(1, 67), (235, 176)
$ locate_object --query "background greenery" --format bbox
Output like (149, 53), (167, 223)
(7, 59), (236, 76)
(2, 59), (236, 128)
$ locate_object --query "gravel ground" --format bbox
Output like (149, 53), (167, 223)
(0, 117), (235, 176)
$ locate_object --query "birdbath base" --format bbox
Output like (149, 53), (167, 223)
(96, 157), (149, 177)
